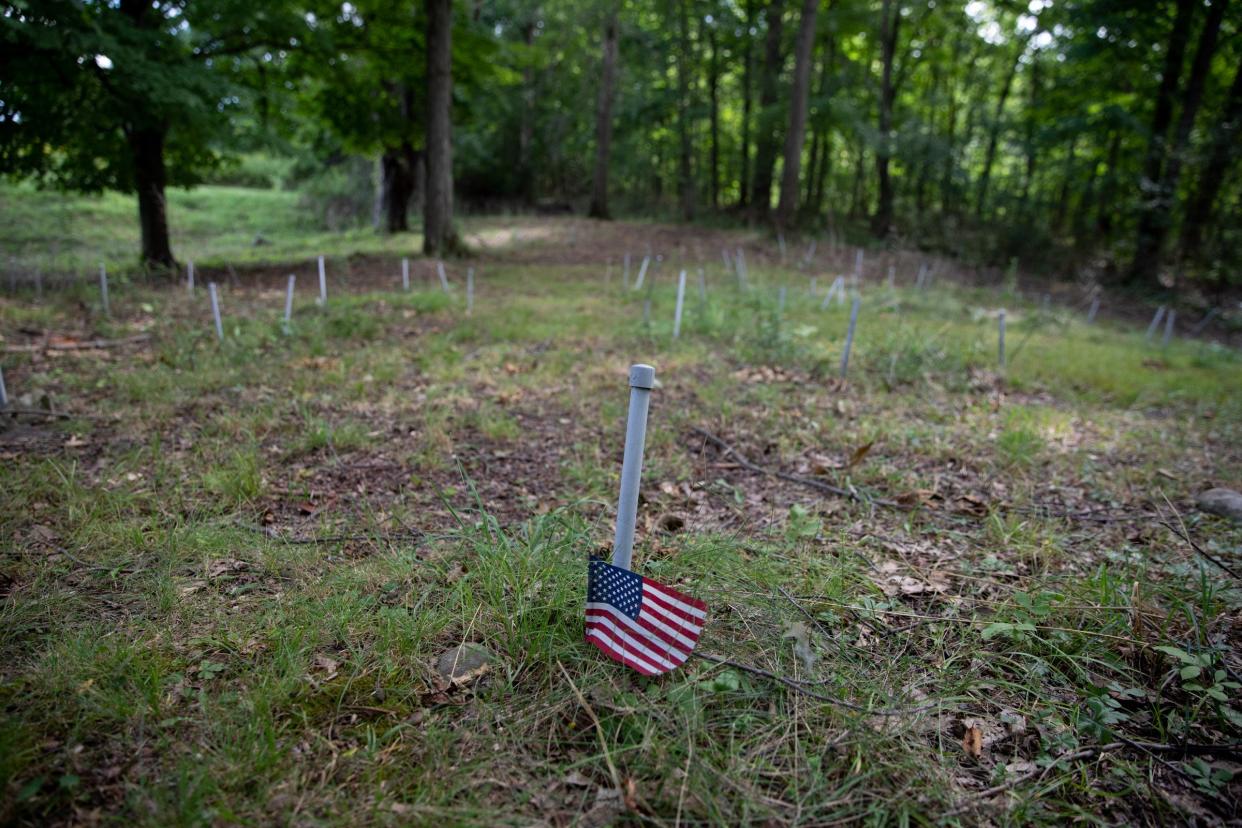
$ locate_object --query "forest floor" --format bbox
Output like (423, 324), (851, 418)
(2, 216), (1241, 826)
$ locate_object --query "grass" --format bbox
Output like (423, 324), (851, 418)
(1, 217), (1241, 825)
(2, 182), (435, 277)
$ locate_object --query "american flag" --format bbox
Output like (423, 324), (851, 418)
(585, 559), (707, 675)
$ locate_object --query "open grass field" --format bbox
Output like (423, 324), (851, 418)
(0, 183), (434, 278)
(2, 217), (1241, 825)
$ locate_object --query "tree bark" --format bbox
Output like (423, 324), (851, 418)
(870, 0), (899, 237)
(1130, 0), (1224, 284)
(423, 0), (459, 256)
(676, 0), (694, 220)
(738, 0), (756, 208)
(129, 126), (175, 271)
(518, 18), (537, 206)
(1179, 57), (1242, 259)
(775, 0), (818, 227)
(588, 12), (619, 219)
(380, 142), (417, 233)
(750, 0), (786, 219)
(708, 22), (720, 209)
(975, 45), (1021, 218)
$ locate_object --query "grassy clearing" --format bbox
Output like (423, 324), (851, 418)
(1, 222), (1241, 825)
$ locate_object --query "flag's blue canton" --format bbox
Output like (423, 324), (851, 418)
(588, 559), (642, 619)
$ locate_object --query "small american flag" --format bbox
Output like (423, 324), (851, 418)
(585, 559), (707, 675)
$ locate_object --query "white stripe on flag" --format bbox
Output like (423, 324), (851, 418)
(642, 597), (704, 636)
(586, 628), (661, 675)
(644, 581), (708, 619)
(586, 609), (687, 670)
(587, 602), (697, 651)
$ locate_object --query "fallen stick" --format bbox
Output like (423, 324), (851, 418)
(690, 426), (903, 509)
(3, 333), (152, 353)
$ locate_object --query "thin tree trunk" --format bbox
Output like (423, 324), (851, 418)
(1179, 58), (1242, 259)
(775, 0), (817, 227)
(1053, 136), (1077, 231)
(975, 46), (1021, 218)
(677, 0), (694, 220)
(750, 0), (786, 219)
(808, 34), (835, 215)
(380, 142), (417, 233)
(518, 18), (537, 206)
(1095, 129), (1122, 235)
(707, 23), (720, 208)
(850, 146), (866, 218)
(423, 0), (459, 256)
(129, 126), (175, 270)
(739, 0), (756, 208)
(870, 0), (900, 237)
(588, 12), (619, 219)
(1130, 0), (1224, 284)
(1019, 57), (1040, 209)
(805, 129), (821, 206)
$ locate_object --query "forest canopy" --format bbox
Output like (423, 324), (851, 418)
(2, 0), (1239, 291)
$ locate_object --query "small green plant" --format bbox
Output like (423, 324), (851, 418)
(202, 450), (263, 507)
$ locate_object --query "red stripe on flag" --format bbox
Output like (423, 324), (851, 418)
(586, 612), (681, 671)
(586, 620), (665, 675)
(642, 578), (708, 612)
(642, 588), (705, 626)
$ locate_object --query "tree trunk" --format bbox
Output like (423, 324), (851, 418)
(423, 0), (459, 256)
(516, 20), (537, 206)
(775, 0), (818, 227)
(1130, 0), (1224, 284)
(805, 130), (821, 206)
(1179, 58), (1242, 259)
(975, 46), (1021, 218)
(380, 142), (417, 233)
(129, 126), (175, 271)
(738, 0), (756, 208)
(708, 22), (720, 209)
(1095, 129), (1122, 236)
(588, 12), (619, 220)
(849, 146), (866, 218)
(750, 0), (786, 219)
(870, 0), (899, 237)
(676, 0), (694, 220)
(1019, 57), (1040, 210)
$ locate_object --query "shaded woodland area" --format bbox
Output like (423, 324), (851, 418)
(2, 0), (1241, 291)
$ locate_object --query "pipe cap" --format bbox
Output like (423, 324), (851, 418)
(628, 364), (655, 390)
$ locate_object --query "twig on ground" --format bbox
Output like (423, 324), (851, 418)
(1157, 493), (1240, 580)
(2, 333), (152, 353)
(232, 520), (425, 546)
(945, 743), (1122, 815)
(1, 408), (104, 421)
(692, 651), (940, 716)
(691, 427), (903, 509)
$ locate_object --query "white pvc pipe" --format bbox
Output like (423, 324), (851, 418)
(402, 257), (410, 291)
(209, 282), (224, 341)
(284, 275), (296, 324)
(317, 256), (327, 305)
(998, 309), (1006, 370)
(1145, 306), (1166, 342)
(634, 256), (650, 291)
(840, 297), (860, 378)
(99, 264), (109, 317)
(0, 363), (8, 408)
(437, 261), (450, 293)
(187, 261), (195, 293)
(467, 267), (475, 315)
(673, 270), (687, 339)
(612, 364), (655, 571)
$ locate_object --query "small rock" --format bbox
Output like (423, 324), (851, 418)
(1196, 488), (1242, 524)
(436, 643), (492, 683)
